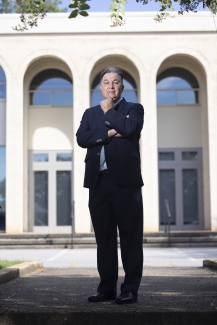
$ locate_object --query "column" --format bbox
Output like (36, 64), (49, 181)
(140, 70), (159, 232)
(73, 70), (92, 233)
(6, 72), (24, 233)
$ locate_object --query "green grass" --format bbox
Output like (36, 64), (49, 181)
(0, 260), (25, 269)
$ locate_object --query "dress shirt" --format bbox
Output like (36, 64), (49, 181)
(99, 97), (123, 171)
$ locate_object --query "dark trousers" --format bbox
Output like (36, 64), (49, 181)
(88, 172), (143, 295)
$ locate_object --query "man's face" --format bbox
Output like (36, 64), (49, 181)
(100, 72), (124, 102)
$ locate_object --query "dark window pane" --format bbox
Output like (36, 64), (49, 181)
(52, 91), (73, 106)
(0, 85), (6, 99)
(177, 90), (197, 104)
(122, 90), (137, 103)
(157, 90), (176, 105)
(0, 68), (6, 83)
(0, 146), (6, 231)
(34, 154), (48, 162)
(30, 69), (72, 90)
(30, 91), (51, 106)
(34, 171), (48, 226)
(157, 68), (199, 89)
(182, 152), (198, 161)
(157, 76), (192, 89)
(56, 171), (71, 226)
(159, 170), (176, 225)
(38, 78), (72, 90)
(56, 153), (72, 161)
(159, 152), (174, 161)
(182, 169), (199, 225)
(91, 91), (104, 106)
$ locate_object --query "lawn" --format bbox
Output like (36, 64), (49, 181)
(0, 260), (24, 269)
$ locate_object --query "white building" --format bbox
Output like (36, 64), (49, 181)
(0, 12), (217, 234)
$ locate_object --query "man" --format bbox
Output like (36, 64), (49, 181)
(76, 67), (144, 304)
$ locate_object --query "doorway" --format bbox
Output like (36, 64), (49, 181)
(29, 151), (73, 233)
(158, 148), (204, 230)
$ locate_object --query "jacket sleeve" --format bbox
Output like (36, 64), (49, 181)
(103, 104), (144, 137)
(76, 109), (108, 148)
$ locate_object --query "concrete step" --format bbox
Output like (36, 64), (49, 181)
(0, 232), (217, 248)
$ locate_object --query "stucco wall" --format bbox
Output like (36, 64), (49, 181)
(157, 105), (202, 148)
(28, 107), (73, 150)
(0, 12), (217, 233)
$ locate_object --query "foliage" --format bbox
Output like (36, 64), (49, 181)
(0, 0), (14, 13)
(0, 0), (67, 31)
(0, 260), (25, 269)
(1, 0), (217, 31)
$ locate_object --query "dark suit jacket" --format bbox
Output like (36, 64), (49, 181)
(76, 98), (144, 188)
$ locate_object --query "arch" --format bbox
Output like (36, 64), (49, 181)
(88, 51), (142, 105)
(152, 47), (211, 83)
(156, 50), (210, 231)
(17, 48), (79, 86)
(25, 56), (74, 151)
(157, 67), (199, 89)
(0, 56), (13, 84)
(157, 67), (200, 105)
(83, 47), (145, 85)
(29, 68), (73, 107)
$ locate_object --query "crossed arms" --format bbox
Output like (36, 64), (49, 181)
(76, 104), (144, 149)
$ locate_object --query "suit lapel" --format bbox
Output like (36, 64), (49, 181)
(116, 98), (130, 115)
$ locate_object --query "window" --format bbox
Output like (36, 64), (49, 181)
(157, 68), (199, 105)
(0, 67), (6, 99)
(91, 70), (138, 106)
(29, 69), (73, 106)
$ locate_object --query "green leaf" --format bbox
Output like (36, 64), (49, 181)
(79, 4), (90, 10)
(68, 4), (78, 8)
(110, 5), (118, 10)
(79, 11), (89, 17)
(68, 10), (79, 18)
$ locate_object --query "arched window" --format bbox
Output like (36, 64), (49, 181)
(0, 67), (6, 99)
(91, 70), (137, 106)
(157, 68), (199, 105)
(29, 69), (73, 106)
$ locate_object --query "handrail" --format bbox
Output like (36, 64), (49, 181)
(164, 199), (171, 247)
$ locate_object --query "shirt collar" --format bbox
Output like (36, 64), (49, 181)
(113, 97), (123, 108)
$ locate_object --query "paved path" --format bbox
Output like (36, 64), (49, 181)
(0, 247), (216, 268)
(0, 266), (216, 325)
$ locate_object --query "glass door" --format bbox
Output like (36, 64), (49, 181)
(29, 151), (73, 233)
(158, 149), (204, 230)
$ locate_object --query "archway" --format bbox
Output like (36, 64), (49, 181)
(90, 55), (140, 105)
(24, 57), (74, 233)
(157, 54), (207, 231)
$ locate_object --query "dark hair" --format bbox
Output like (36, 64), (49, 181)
(100, 67), (124, 84)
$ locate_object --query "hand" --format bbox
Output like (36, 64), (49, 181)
(108, 129), (118, 138)
(100, 97), (113, 113)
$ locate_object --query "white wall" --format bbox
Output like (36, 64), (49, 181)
(28, 107), (73, 150)
(0, 101), (6, 145)
(157, 105), (202, 148)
